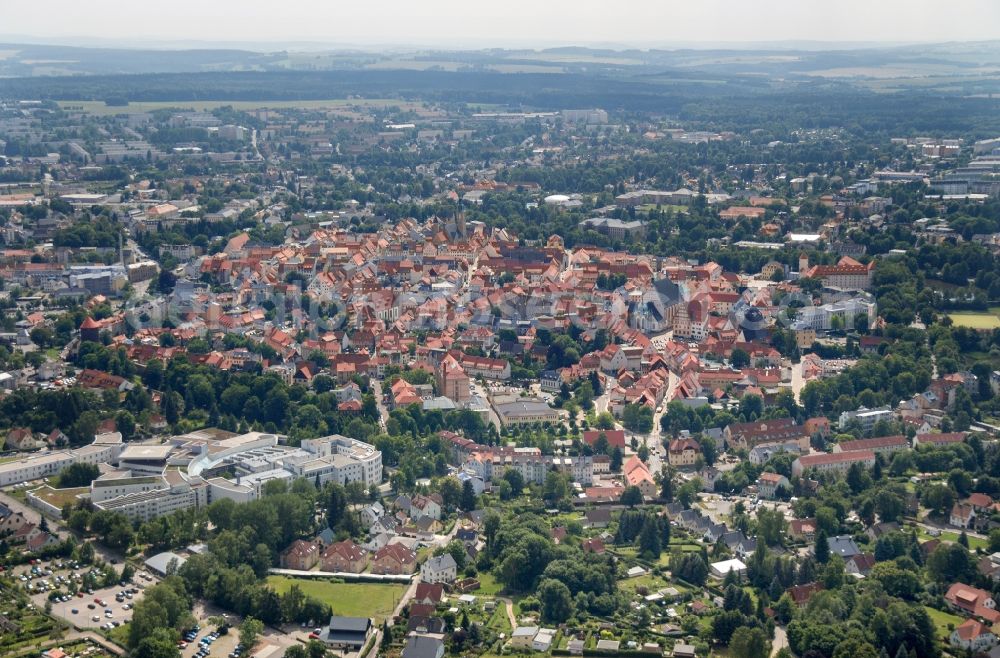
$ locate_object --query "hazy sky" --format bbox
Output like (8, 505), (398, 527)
(5, 0), (1000, 48)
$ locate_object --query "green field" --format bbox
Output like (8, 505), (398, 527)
(266, 576), (406, 622)
(917, 527), (987, 550)
(947, 308), (1000, 329)
(58, 99), (422, 116)
(924, 606), (964, 641)
(475, 571), (504, 596)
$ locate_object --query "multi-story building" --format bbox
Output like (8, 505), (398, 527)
(623, 456), (657, 499)
(436, 354), (471, 404)
(833, 435), (909, 456)
(667, 438), (701, 467)
(460, 446), (593, 486)
(791, 296), (876, 332)
(801, 257), (875, 291)
(284, 436), (383, 487)
(281, 539), (320, 571)
(420, 554), (458, 584)
(0, 441), (119, 487)
(371, 543), (417, 575)
(321, 540), (368, 573)
(838, 406), (893, 431)
(724, 418), (810, 452)
(756, 472), (790, 499)
(791, 450), (876, 478)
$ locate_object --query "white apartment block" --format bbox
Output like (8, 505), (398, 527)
(285, 435), (383, 487)
(839, 406), (894, 431)
(0, 443), (117, 487)
(792, 296), (876, 333)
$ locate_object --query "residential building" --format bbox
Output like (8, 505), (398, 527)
(945, 583), (1000, 623)
(623, 455), (658, 499)
(281, 539), (320, 571)
(320, 540), (367, 573)
(833, 435), (909, 455)
(914, 432), (967, 448)
(838, 406), (893, 431)
(403, 634), (445, 658)
(420, 554), (458, 584)
(791, 450), (876, 478)
(826, 535), (862, 559)
(667, 438), (701, 467)
(756, 472), (790, 499)
(371, 543), (417, 575)
(951, 502), (976, 529)
(319, 616), (373, 650)
(951, 619), (997, 651)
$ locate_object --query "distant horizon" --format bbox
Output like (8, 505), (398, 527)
(4, 0), (999, 49)
(0, 34), (995, 54)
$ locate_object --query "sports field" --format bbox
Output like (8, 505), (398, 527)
(947, 308), (1000, 329)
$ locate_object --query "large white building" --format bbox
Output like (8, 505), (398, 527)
(283, 435), (383, 487)
(18, 430), (381, 523)
(0, 435), (121, 487)
(92, 470), (257, 522)
(838, 406), (894, 431)
(792, 296), (876, 333)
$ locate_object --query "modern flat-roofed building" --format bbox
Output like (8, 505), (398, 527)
(118, 444), (175, 475)
(838, 406), (893, 431)
(0, 443), (116, 487)
(284, 435), (382, 487)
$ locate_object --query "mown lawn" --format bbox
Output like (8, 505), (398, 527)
(917, 527), (987, 550)
(924, 606), (964, 641)
(266, 576), (406, 622)
(476, 571), (504, 596)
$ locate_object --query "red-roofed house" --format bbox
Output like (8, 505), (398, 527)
(371, 543), (417, 575)
(667, 438), (701, 468)
(791, 450), (875, 478)
(623, 455), (657, 499)
(281, 539), (320, 571)
(320, 540), (367, 573)
(945, 583), (1000, 623)
(951, 619), (997, 651)
(832, 435), (909, 455)
(915, 432), (967, 447)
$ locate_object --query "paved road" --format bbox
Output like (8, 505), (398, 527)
(0, 490), (49, 527)
(498, 597), (516, 629)
(470, 381), (502, 432)
(371, 380), (390, 431)
(790, 361), (806, 403)
(771, 625), (788, 657)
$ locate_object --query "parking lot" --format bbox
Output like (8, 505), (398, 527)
(179, 624), (243, 658)
(10, 557), (156, 632)
(42, 581), (146, 631)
